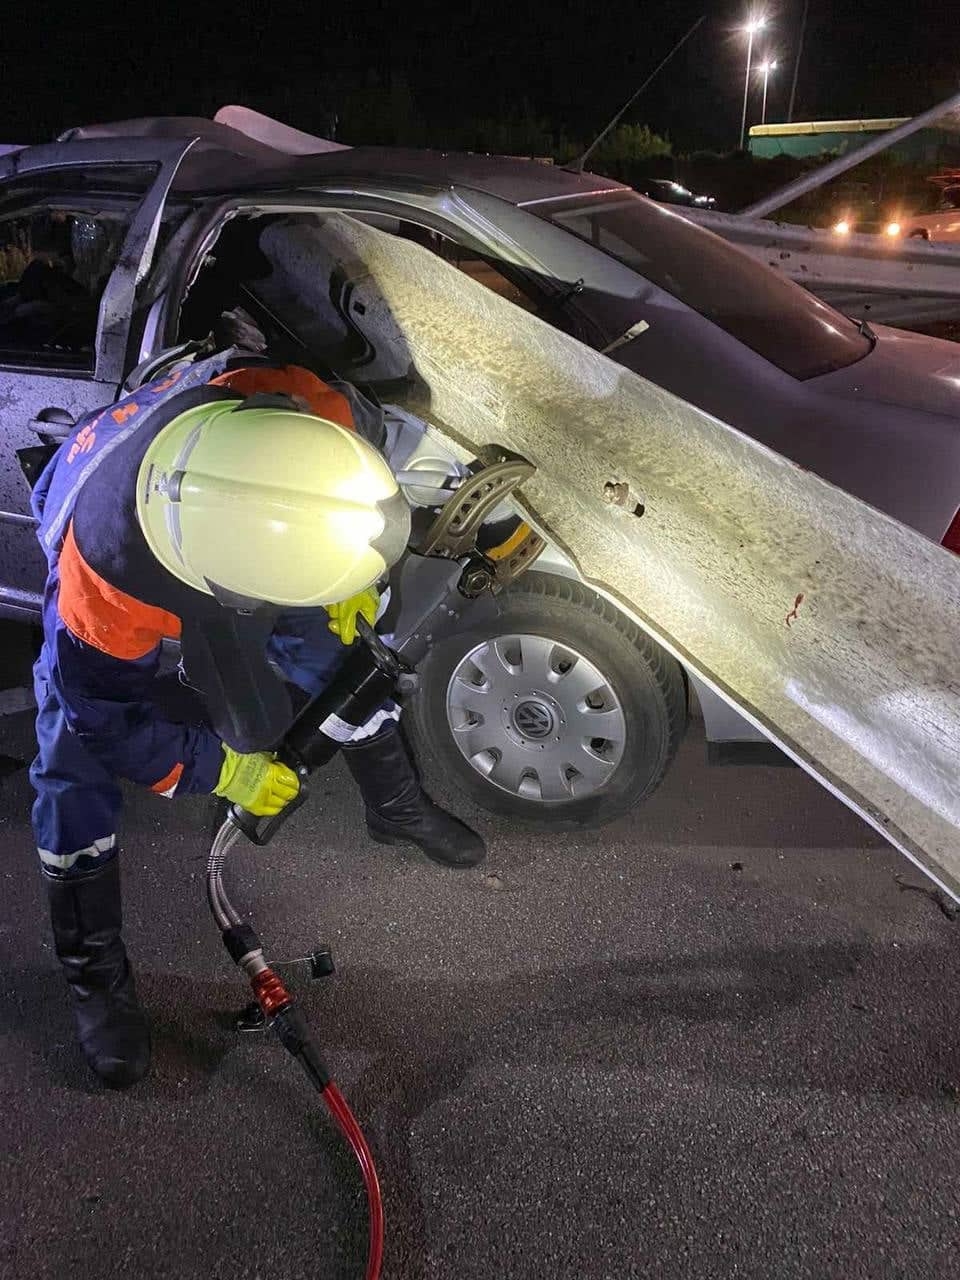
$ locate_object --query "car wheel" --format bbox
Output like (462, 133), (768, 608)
(404, 572), (687, 828)
(909, 229), (930, 240)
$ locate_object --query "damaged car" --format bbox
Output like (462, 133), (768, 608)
(1, 112), (959, 829)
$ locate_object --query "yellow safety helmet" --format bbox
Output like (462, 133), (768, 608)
(136, 399), (410, 608)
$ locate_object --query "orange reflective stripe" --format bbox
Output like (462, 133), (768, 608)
(111, 401), (140, 425)
(152, 370), (182, 394)
(58, 522), (182, 660)
(150, 762), (184, 796)
(66, 420), (100, 465)
(208, 365), (357, 430)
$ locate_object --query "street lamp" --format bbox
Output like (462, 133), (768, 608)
(758, 59), (778, 125)
(739, 15), (767, 151)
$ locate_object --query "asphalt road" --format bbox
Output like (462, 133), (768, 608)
(1, 630), (958, 1280)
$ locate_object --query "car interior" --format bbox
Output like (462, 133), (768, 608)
(0, 204), (128, 365)
(176, 209), (544, 370)
(176, 210), (424, 425)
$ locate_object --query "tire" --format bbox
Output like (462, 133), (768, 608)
(908, 229), (930, 240)
(404, 572), (687, 828)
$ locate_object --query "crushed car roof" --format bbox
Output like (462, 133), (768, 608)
(57, 116), (628, 204)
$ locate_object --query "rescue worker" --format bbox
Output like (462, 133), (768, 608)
(31, 347), (485, 1090)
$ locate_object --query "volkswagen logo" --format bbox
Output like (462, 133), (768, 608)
(513, 699), (555, 740)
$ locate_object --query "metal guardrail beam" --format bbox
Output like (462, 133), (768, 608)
(689, 207), (960, 290)
(315, 213), (960, 899)
(685, 206), (960, 326)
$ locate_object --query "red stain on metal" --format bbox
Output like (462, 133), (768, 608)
(785, 592), (805, 628)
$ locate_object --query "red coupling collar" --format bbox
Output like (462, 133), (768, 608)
(251, 967), (293, 1017)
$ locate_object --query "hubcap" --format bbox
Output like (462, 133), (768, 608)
(445, 633), (627, 803)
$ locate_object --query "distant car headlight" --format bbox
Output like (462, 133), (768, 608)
(833, 219), (852, 235)
(884, 221), (902, 237)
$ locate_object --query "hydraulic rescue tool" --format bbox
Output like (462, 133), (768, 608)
(206, 456), (543, 1280)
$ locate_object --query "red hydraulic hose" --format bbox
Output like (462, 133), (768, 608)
(210, 822), (384, 1280)
(247, 966), (385, 1279)
(322, 1081), (385, 1280)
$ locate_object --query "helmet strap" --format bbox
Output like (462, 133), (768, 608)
(203, 577), (275, 614)
(230, 392), (303, 413)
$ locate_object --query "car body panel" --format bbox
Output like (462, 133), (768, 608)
(0, 371), (117, 616)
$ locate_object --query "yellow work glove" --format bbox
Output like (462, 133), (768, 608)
(327, 587), (380, 646)
(213, 746), (300, 817)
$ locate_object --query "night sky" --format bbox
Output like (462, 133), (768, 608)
(2, 0), (957, 154)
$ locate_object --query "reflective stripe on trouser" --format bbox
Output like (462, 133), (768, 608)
(347, 702), (400, 743)
(30, 660), (122, 879)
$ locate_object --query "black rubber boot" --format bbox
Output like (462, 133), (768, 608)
(43, 859), (151, 1089)
(342, 722), (486, 868)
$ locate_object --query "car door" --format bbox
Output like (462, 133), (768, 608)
(0, 137), (197, 619)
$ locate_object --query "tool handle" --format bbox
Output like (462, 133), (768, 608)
(356, 614), (404, 674)
(230, 784), (309, 846)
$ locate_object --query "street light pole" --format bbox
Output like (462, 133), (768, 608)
(739, 17), (766, 150)
(761, 59), (777, 124)
(787, 0), (809, 123)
